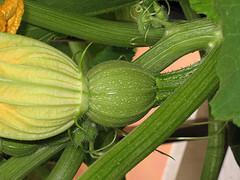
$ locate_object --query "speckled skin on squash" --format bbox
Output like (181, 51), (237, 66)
(87, 60), (156, 127)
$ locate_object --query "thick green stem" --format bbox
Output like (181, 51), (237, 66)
(24, 0), (138, 17)
(200, 112), (226, 180)
(23, 2), (164, 47)
(179, 0), (199, 20)
(0, 143), (66, 180)
(134, 19), (218, 73)
(0, 138), (40, 157)
(47, 143), (85, 180)
(155, 62), (199, 104)
(78, 43), (220, 179)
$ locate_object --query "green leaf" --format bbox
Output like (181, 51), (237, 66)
(25, 0), (137, 16)
(188, 0), (218, 20)
(210, 0), (240, 127)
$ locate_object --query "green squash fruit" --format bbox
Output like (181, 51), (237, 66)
(86, 60), (156, 127)
(0, 33), (88, 140)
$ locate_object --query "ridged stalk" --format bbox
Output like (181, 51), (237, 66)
(23, 1), (164, 47)
(47, 143), (85, 180)
(134, 19), (218, 74)
(155, 62), (199, 104)
(200, 112), (226, 180)
(25, 0), (138, 17)
(0, 143), (66, 180)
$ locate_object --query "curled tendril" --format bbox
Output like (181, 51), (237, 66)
(88, 129), (118, 159)
(118, 129), (128, 137)
(72, 118), (118, 159)
(135, 4), (143, 14)
(78, 42), (92, 69)
(163, 0), (171, 16)
(71, 121), (118, 159)
(74, 118), (88, 135)
(130, 0), (170, 45)
(71, 42), (92, 63)
(95, 130), (117, 153)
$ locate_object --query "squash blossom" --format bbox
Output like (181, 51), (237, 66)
(0, 0), (24, 34)
(0, 33), (88, 140)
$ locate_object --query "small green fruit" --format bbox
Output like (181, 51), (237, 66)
(86, 60), (156, 127)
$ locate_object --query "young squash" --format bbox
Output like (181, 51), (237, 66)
(86, 60), (157, 127)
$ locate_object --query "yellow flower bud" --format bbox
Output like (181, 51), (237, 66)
(0, 33), (88, 140)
